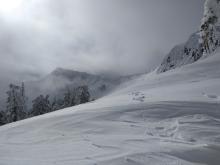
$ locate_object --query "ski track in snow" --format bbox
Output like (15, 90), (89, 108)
(0, 50), (220, 164)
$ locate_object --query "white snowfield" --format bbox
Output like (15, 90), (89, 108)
(0, 50), (220, 165)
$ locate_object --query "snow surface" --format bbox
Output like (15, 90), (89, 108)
(0, 50), (220, 164)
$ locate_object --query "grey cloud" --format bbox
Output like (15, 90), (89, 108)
(0, 0), (205, 80)
(0, 0), (206, 107)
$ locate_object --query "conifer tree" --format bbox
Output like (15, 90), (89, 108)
(200, 0), (220, 53)
(31, 95), (51, 116)
(6, 83), (26, 123)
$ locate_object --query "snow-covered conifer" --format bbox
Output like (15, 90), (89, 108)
(5, 83), (27, 123)
(200, 0), (220, 53)
(31, 95), (52, 116)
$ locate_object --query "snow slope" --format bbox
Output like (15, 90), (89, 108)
(0, 49), (220, 164)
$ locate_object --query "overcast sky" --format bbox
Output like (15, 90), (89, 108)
(0, 0), (205, 80)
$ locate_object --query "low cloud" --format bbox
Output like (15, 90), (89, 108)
(0, 0), (205, 80)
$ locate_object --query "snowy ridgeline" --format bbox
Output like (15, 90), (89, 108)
(157, 32), (201, 73)
(158, 0), (220, 73)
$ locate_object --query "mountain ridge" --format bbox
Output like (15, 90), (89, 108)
(158, 0), (220, 73)
(25, 67), (139, 109)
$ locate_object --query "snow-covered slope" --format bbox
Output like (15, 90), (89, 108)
(0, 48), (220, 165)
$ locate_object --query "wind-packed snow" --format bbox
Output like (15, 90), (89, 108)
(0, 48), (220, 164)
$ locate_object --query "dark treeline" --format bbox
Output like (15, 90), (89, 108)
(0, 83), (90, 126)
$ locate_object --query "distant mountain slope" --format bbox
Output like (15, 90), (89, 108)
(26, 68), (135, 108)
